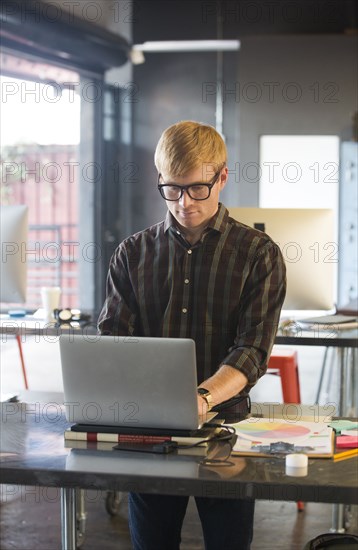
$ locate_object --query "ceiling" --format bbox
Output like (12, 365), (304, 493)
(133, 0), (358, 42)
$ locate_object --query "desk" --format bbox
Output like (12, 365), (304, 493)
(275, 329), (358, 417)
(1, 402), (357, 550)
(2, 316), (356, 345)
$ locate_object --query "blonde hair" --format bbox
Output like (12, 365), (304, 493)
(154, 120), (227, 178)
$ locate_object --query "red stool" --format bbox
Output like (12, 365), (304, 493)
(267, 349), (304, 511)
(267, 349), (301, 403)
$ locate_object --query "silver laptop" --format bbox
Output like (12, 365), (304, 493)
(59, 335), (215, 434)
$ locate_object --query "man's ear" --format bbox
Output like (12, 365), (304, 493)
(219, 166), (229, 191)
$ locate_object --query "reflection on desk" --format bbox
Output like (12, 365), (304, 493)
(66, 449), (200, 478)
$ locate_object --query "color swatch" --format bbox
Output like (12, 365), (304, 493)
(236, 421), (310, 441)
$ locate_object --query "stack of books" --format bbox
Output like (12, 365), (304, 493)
(329, 419), (358, 462)
(64, 423), (224, 456)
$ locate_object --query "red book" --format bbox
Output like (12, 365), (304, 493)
(64, 429), (172, 444)
(336, 435), (358, 449)
(64, 428), (214, 446)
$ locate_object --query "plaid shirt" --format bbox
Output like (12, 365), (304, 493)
(98, 203), (286, 391)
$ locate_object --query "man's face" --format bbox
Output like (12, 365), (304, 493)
(160, 164), (228, 233)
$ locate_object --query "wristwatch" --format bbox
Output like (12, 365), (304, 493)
(197, 388), (213, 411)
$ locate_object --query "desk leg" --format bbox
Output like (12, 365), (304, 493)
(338, 348), (345, 417)
(332, 348), (354, 534)
(60, 487), (77, 549)
(348, 348), (357, 416)
(330, 504), (346, 533)
(338, 347), (357, 417)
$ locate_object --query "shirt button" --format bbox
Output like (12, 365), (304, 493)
(182, 308), (188, 314)
(184, 279), (189, 284)
(187, 250), (192, 255)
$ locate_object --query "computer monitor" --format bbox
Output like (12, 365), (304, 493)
(228, 208), (336, 311)
(0, 204), (28, 304)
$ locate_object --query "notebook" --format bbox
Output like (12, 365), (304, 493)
(297, 314), (358, 331)
(59, 335), (216, 436)
(298, 314), (357, 325)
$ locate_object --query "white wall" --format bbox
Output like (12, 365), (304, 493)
(236, 35), (357, 206)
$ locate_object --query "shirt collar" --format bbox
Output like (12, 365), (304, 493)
(164, 203), (229, 235)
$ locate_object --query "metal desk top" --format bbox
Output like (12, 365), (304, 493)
(1, 402), (356, 505)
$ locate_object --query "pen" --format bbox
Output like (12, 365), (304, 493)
(333, 448), (358, 462)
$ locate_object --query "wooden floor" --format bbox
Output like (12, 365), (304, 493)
(1, 488), (357, 549)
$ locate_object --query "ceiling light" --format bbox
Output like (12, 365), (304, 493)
(131, 40), (240, 53)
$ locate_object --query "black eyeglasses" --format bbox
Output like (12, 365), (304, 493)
(157, 168), (223, 201)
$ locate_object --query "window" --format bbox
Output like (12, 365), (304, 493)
(1, 7), (129, 313)
(1, 54), (81, 309)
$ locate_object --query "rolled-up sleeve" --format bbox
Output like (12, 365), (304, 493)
(221, 241), (286, 389)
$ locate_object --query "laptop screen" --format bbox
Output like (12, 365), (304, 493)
(60, 335), (201, 431)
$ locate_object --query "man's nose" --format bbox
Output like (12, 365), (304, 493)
(179, 189), (194, 207)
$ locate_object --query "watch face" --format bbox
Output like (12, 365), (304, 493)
(58, 309), (72, 321)
(197, 388), (209, 396)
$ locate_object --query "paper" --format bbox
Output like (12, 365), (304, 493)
(328, 420), (358, 434)
(298, 314), (357, 325)
(341, 430), (358, 437)
(231, 417), (334, 458)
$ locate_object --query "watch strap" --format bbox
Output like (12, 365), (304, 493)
(197, 388), (213, 411)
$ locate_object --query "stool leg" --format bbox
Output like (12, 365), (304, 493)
(16, 335), (29, 389)
(279, 362), (301, 403)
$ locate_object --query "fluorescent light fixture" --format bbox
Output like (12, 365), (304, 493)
(129, 49), (146, 64)
(132, 40), (240, 53)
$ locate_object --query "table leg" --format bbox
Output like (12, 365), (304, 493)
(348, 348), (357, 416)
(315, 348), (329, 404)
(338, 348), (345, 417)
(76, 488), (87, 547)
(60, 487), (77, 549)
(338, 347), (357, 417)
(330, 504), (346, 533)
(332, 348), (354, 534)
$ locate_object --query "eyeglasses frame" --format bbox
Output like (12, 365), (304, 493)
(157, 166), (224, 201)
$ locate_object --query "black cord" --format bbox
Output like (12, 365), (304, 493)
(112, 424), (237, 461)
(176, 424), (236, 450)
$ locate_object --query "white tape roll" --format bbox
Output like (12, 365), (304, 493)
(285, 453), (308, 477)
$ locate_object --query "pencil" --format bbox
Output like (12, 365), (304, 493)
(333, 448), (358, 462)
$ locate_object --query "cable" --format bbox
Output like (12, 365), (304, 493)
(176, 424), (237, 451)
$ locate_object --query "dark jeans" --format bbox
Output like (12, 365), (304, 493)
(128, 493), (255, 550)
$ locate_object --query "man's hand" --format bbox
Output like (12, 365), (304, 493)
(199, 365), (248, 409)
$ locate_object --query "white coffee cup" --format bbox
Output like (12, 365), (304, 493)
(40, 286), (61, 321)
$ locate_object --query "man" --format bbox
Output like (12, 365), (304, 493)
(98, 120), (286, 549)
